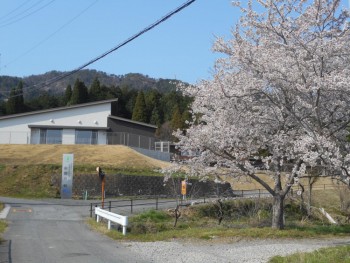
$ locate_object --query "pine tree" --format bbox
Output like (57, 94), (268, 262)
(6, 81), (25, 114)
(64, 84), (72, 105)
(5, 88), (17, 114)
(89, 77), (103, 101)
(145, 89), (161, 121)
(70, 79), (89, 105)
(16, 81), (25, 113)
(170, 105), (183, 130)
(150, 105), (161, 126)
(132, 90), (147, 122)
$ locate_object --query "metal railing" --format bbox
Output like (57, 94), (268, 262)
(88, 184), (345, 217)
(0, 130), (163, 151)
(89, 196), (210, 218)
(106, 132), (160, 150)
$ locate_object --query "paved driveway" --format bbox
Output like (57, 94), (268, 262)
(0, 197), (148, 263)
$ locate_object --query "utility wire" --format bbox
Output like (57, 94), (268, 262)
(0, 0), (55, 28)
(0, 0), (32, 22)
(6, 0), (196, 99)
(1, 0), (99, 71)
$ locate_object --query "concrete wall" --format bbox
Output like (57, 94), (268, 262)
(131, 147), (171, 162)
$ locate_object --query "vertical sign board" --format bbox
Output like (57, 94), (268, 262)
(61, 153), (74, 199)
(181, 180), (187, 195)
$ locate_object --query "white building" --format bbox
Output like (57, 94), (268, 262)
(0, 99), (158, 146)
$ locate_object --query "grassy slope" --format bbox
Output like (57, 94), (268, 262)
(0, 144), (342, 198)
(0, 144), (170, 169)
(0, 144), (171, 198)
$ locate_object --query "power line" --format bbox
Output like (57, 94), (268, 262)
(2, 0), (99, 70)
(5, 0), (196, 99)
(0, 0), (55, 28)
(0, 0), (32, 22)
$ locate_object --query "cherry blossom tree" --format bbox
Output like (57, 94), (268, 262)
(172, 0), (350, 229)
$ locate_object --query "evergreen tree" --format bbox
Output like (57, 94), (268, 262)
(64, 84), (72, 105)
(89, 77), (103, 101)
(5, 88), (17, 114)
(6, 81), (25, 114)
(70, 79), (89, 105)
(181, 110), (192, 129)
(150, 105), (161, 126)
(0, 100), (5, 116)
(160, 91), (183, 121)
(145, 89), (161, 122)
(121, 86), (137, 119)
(16, 81), (25, 113)
(170, 105), (183, 130)
(132, 90), (147, 122)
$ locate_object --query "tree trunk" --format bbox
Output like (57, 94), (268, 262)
(272, 194), (285, 229)
(307, 180), (312, 216)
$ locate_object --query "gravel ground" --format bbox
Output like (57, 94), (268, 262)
(125, 238), (350, 263)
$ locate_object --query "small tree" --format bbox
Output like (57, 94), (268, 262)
(6, 81), (25, 114)
(70, 79), (89, 105)
(172, 0), (350, 229)
(170, 105), (183, 130)
(64, 84), (72, 105)
(89, 77), (103, 101)
(132, 90), (147, 122)
(150, 105), (162, 126)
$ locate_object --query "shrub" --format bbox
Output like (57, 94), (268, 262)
(132, 209), (171, 223)
(129, 210), (172, 234)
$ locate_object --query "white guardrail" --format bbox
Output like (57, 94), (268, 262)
(95, 207), (128, 235)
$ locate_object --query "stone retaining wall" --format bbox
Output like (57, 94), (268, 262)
(51, 173), (234, 198)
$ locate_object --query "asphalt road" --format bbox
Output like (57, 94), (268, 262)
(0, 197), (149, 263)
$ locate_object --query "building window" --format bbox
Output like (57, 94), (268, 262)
(75, 130), (98, 144)
(40, 129), (62, 144)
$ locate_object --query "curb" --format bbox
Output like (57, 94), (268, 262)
(0, 205), (11, 219)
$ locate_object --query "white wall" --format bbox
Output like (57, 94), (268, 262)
(98, 131), (107, 145)
(62, 129), (75, 145)
(0, 103), (111, 145)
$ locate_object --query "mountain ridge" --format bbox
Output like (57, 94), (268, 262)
(0, 69), (186, 100)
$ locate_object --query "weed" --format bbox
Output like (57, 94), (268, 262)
(0, 220), (7, 243)
(131, 210), (171, 223)
(269, 245), (350, 263)
(128, 210), (173, 234)
(88, 197), (350, 243)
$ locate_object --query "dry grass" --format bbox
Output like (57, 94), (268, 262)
(0, 144), (170, 170)
(222, 171), (336, 190)
(222, 172), (275, 190)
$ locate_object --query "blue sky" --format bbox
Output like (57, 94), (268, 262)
(0, 0), (349, 84)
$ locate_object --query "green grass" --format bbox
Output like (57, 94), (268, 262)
(87, 200), (350, 242)
(0, 203), (7, 243)
(269, 245), (350, 263)
(88, 222), (350, 242)
(73, 164), (163, 177)
(0, 164), (60, 198)
(0, 163), (163, 198)
(0, 220), (6, 235)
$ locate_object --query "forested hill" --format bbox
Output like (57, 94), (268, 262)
(0, 69), (184, 100)
(0, 70), (192, 141)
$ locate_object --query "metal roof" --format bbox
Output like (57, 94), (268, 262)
(0, 99), (118, 120)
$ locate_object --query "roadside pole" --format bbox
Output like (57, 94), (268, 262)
(96, 167), (105, 209)
(181, 180), (186, 201)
